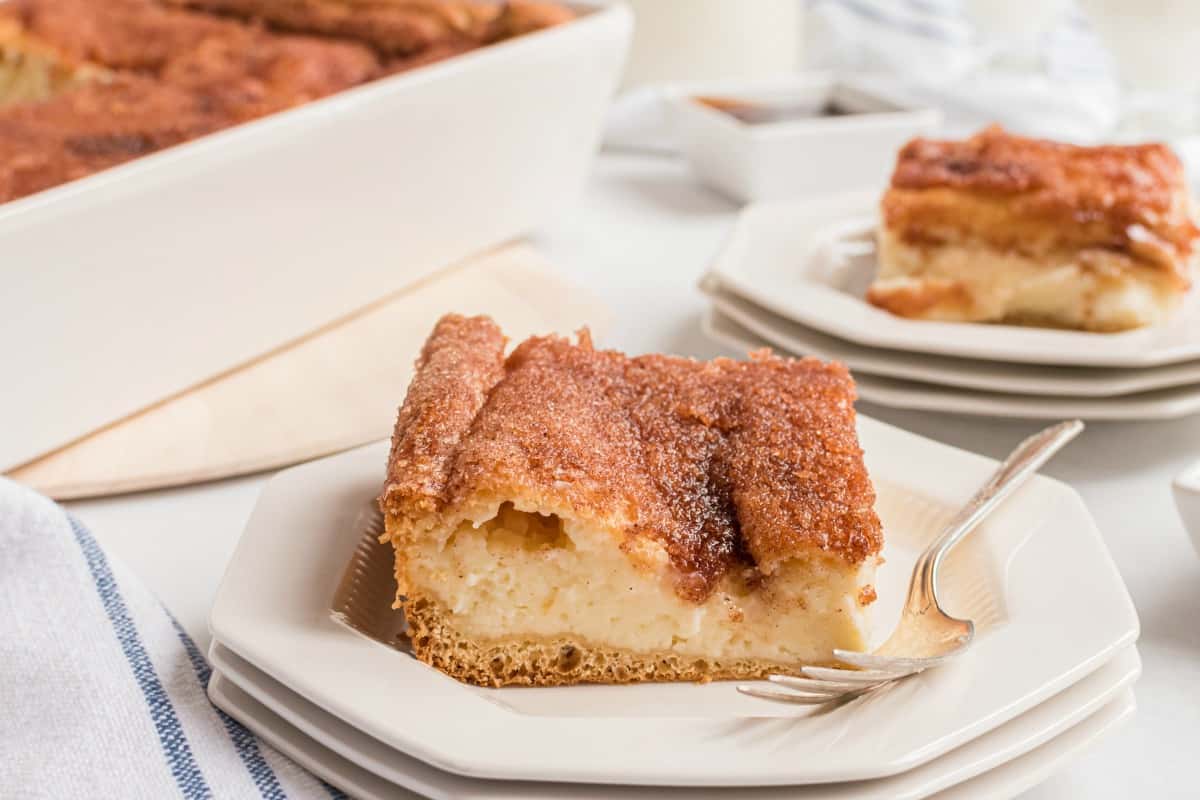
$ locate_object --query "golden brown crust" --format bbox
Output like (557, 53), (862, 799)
(488, 0), (576, 39)
(404, 593), (828, 687)
(5, 0), (381, 100)
(171, 0), (574, 55)
(0, 0), (571, 204)
(0, 16), (111, 107)
(384, 314), (507, 520)
(866, 275), (974, 319)
(884, 126), (1199, 286)
(381, 39), (481, 74)
(158, 31), (381, 118)
(0, 0), (379, 203)
(0, 76), (227, 201)
(6, 0), (244, 74)
(381, 314), (882, 604)
(171, 0), (490, 55)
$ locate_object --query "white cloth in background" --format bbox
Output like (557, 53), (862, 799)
(604, 0), (1120, 151)
(0, 478), (339, 800)
(803, 0), (1117, 140)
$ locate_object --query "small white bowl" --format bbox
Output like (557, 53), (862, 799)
(665, 73), (941, 203)
(1173, 460), (1200, 554)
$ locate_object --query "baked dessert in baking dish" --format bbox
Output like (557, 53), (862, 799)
(171, 0), (575, 56)
(0, 0), (574, 204)
(0, 17), (110, 107)
(379, 314), (883, 688)
(868, 126), (1200, 332)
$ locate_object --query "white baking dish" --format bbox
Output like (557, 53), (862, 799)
(0, 2), (631, 473)
(666, 73), (940, 203)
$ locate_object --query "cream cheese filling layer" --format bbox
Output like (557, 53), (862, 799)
(870, 227), (1187, 332)
(398, 501), (876, 665)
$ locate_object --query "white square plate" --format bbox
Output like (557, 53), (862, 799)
(703, 307), (1200, 421)
(208, 642), (1139, 800)
(708, 194), (1200, 368)
(210, 417), (1138, 787)
(701, 279), (1200, 399)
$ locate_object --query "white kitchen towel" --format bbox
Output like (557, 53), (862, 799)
(0, 478), (344, 800)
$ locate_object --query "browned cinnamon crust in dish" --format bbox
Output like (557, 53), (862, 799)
(0, 17), (111, 107)
(869, 126), (1200, 331)
(381, 314), (883, 687)
(7, 0), (247, 75)
(0, 0), (574, 204)
(0, 77), (222, 201)
(170, 0), (571, 56)
(170, 0), (499, 55)
(488, 0), (576, 40)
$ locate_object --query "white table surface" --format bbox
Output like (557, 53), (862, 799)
(68, 152), (1200, 799)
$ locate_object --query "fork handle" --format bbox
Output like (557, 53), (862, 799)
(910, 420), (1085, 609)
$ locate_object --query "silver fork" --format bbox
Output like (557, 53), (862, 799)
(738, 419), (1085, 706)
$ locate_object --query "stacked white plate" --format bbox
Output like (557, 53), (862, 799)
(700, 192), (1200, 420)
(207, 421), (1140, 799)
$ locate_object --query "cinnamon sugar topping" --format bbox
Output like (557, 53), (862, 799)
(886, 126), (1199, 278)
(382, 315), (883, 604)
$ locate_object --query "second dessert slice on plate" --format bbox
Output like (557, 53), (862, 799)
(868, 125), (1199, 332)
(379, 314), (883, 687)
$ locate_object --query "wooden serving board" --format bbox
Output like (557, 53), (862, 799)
(8, 244), (608, 500)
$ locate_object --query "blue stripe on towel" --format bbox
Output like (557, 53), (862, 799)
(168, 622), (349, 800)
(169, 618), (290, 800)
(68, 515), (212, 800)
